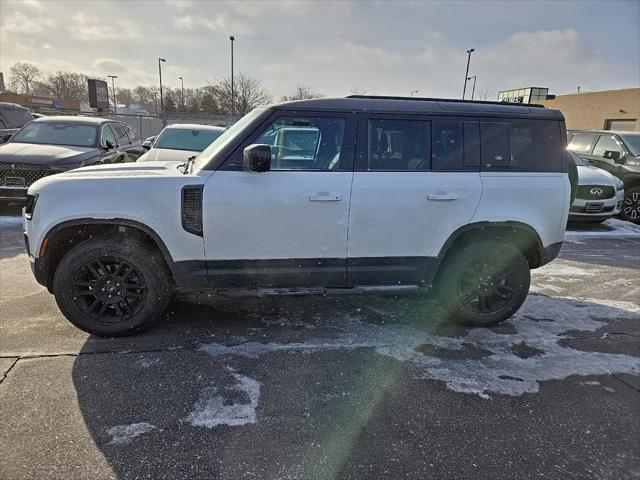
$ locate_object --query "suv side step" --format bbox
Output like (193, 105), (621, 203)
(213, 284), (427, 299)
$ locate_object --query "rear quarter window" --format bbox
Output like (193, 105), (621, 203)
(480, 119), (562, 172)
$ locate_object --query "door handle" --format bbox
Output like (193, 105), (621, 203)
(309, 192), (342, 201)
(427, 193), (458, 201)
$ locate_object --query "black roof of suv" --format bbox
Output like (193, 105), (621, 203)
(272, 95), (563, 120)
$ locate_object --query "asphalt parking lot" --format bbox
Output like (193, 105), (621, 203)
(1, 212), (639, 480)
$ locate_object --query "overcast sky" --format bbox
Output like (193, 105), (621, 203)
(1, 0), (638, 100)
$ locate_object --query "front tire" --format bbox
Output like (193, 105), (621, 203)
(435, 241), (530, 327)
(53, 236), (172, 336)
(620, 186), (640, 224)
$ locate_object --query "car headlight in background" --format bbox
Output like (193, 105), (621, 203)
(24, 194), (38, 220)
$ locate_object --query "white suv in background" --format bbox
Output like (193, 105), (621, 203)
(23, 96), (574, 336)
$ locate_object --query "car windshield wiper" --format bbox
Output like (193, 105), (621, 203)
(179, 155), (197, 174)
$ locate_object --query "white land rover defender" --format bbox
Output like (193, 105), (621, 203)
(23, 96), (576, 336)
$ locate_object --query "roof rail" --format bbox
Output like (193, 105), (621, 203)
(345, 95), (545, 109)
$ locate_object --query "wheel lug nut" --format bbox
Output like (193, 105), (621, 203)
(108, 294), (112, 298)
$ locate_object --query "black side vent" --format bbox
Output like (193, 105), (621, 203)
(181, 185), (204, 236)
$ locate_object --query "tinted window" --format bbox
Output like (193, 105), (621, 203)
(592, 134), (624, 157)
(568, 133), (597, 153)
(432, 120), (463, 170)
(111, 123), (129, 146)
(252, 116), (346, 171)
(155, 128), (223, 152)
(511, 120), (562, 171)
(12, 122), (98, 147)
(480, 122), (511, 168)
(367, 119), (430, 171)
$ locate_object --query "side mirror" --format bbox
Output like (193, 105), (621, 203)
(603, 150), (622, 163)
(103, 139), (115, 150)
(142, 140), (152, 150)
(243, 144), (271, 172)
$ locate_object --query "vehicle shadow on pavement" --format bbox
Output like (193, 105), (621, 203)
(71, 293), (640, 480)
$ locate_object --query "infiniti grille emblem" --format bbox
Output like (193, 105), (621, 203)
(590, 188), (603, 195)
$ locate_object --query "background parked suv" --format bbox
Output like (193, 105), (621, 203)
(0, 116), (143, 203)
(568, 130), (640, 223)
(0, 102), (34, 144)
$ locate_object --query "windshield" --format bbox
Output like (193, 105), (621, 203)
(193, 108), (266, 170)
(154, 128), (223, 152)
(12, 122), (98, 147)
(619, 134), (640, 156)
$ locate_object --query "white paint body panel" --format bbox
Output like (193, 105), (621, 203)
(25, 162), (207, 262)
(473, 172), (570, 247)
(348, 172), (482, 257)
(202, 171), (353, 260)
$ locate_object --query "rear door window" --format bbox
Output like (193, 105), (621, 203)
(568, 133), (597, 154)
(431, 120), (464, 170)
(364, 118), (430, 171)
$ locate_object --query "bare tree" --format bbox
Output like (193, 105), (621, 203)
(116, 87), (133, 107)
(42, 71), (87, 101)
(349, 86), (368, 95)
(281, 85), (324, 102)
(212, 72), (272, 116)
(163, 89), (178, 112)
(9, 62), (42, 95)
(475, 87), (494, 101)
(200, 85), (219, 114)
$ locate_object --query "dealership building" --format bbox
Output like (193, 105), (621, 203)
(497, 87), (639, 132)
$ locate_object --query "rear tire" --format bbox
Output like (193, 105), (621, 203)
(435, 241), (530, 327)
(53, 235), (172, 336)
(620, 186), (640, 224)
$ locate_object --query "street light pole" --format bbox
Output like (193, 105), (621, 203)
(462, 48), (475, 100)
(467, 75), (477, 100)
(230, 35), (235, 117)
(108, 75), (118, 113)
(179, 76), (184, 110)
(158, 58), (166, 113)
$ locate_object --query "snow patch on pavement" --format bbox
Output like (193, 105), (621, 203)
(106, 422), (156, 444)
(185, 373), (261, 428)
(199, 295), (640, 399)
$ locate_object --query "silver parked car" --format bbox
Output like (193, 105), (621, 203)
(136, 124), (225, 162)
(569, 151), (624, 223)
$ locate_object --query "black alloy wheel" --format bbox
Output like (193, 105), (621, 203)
(72, 256), (147, 323)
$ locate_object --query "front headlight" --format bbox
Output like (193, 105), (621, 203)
(24, 193), (38, 220)
(616, 180), (625, 191)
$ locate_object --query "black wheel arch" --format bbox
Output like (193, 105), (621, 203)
(437, 221), (545, 271)
(37, 218), (176, 292)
